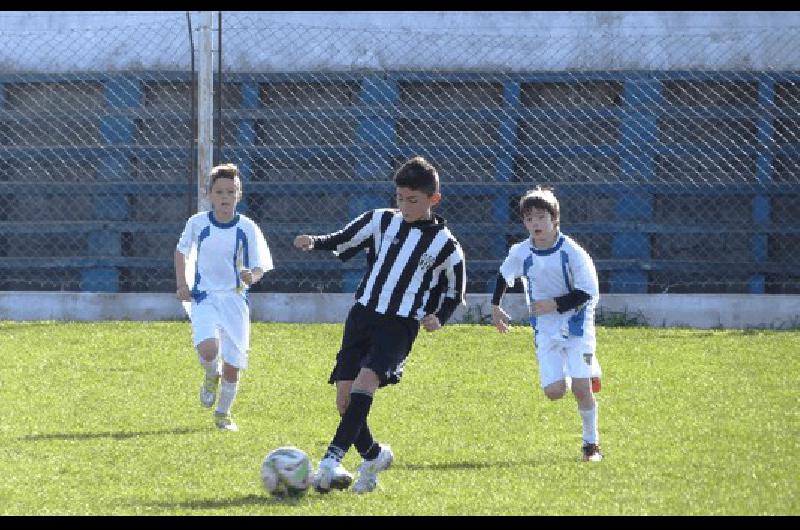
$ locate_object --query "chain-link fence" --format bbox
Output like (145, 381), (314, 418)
(0, 15), (195, 292)
(1, 13), (799, 294)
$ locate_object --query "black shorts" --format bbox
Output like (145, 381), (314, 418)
(328, 303), (420, 387)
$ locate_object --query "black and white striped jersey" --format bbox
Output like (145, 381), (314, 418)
(311, 208), (466, 323)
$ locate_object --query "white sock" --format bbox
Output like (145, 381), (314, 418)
(579, 403), (599, 444)
(215, 380), (238, 415)
(198, 353), (220, 379)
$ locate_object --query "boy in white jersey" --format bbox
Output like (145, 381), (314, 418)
(491, 186), (603, 462)
(175, 163), (273, 432)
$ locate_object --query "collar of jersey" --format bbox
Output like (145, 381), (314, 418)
(208, 211), (240, 228)
(403, 213), (446, 228)
(530, 233), (564, 256)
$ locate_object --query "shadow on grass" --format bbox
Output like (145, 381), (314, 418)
(0, 321), (73, 331)
(19, 427), (206, 441)
(135, 493), (321, 510)
(397, 459), (547, 471)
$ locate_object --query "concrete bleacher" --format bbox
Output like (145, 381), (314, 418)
(1, 71), (799, 294)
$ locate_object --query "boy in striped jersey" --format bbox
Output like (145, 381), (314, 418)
(491, 186), (604, 462)
(294, 156), (466, 494)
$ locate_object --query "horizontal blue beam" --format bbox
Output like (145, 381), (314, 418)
(0, 71), (194, 83)
(4, 70), (800, 87)
(3, 220), (800, 237)
(2, 180), (800, 197)
(0, 221), (184, 234)
(203, 70), (800, 84)
(2, 257), (798, 276)
(24, 104), (773, 122)
(0, 182), (188, 195)
(4, 142), (798, 165)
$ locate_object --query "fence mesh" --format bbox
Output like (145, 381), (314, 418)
(0, 15), (195, 292)
(1, 13), (799, 294)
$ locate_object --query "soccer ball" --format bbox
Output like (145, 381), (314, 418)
(260, 446), (313, 497)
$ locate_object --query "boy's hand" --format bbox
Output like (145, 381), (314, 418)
(294, 235), (314, 251)
(531, 299), (557, 316)
(239, 267), (264, 287)
(176, 283), (191, 302)
(239, 268), (254, 287)
(492, 305), (510, 333)
(421, 314), (442, 332)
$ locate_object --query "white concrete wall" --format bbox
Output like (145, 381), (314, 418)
(0, 11), (798, 72)
(1, 292), (798, 329)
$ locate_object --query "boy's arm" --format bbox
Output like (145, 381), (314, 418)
(492, 247), (522, 331)
(491, 272), (507, 306)
(424, 244), (466, 331)
(174, 249), (191, 301)
(553, 290), (591, 313)
(242, 223), (274, 287)
(175, 218), (195, 301)
(491, 273), (511, 333)
(295, 210), (375, 260)
(538, 247), (598, 315)
(555, 246), (599, 312)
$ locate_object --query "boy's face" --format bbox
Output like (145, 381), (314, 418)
(396, 186), (441, 223)
(523, 207), (558, 247)
(209, 177), (241, 219)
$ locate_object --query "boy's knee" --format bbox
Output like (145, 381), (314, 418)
(222, 364), (239, 383)
(336, 396), (350, 416)
(543, 382), (567, 400)
(571, 379), (592, 402)
(197, 340), (218, 360)
(335, 381), (353, 415)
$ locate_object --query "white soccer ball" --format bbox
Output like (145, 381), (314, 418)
(260, 446), (313, 497)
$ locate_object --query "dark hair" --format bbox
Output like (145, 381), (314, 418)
(519, 186), (560, 228)
(393, 156), (439, 196)
(208, 163), (241, 191)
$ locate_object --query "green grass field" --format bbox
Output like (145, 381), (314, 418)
(0, 320), (797, 515)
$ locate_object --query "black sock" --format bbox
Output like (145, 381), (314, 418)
(328, 391), (373, 458)
(354, 421), (381, 460)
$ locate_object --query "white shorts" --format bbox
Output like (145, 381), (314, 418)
(534, 335), (601, 389)
(191, 291), (250, 369)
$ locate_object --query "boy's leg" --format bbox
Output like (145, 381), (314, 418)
(567, 345), (602, 461)
(348, 316), (416, 493)
(213, 331), (246, 432)
(336, 381), (380, 460)
(315, 369), (380, 492)
(573, 378), (601, 461)
(538, 341), (567, 400)
(326, 369), (379, 457)
(192, 302), (221, 408)
(314, 306), (370, 493)
(197, 339), (221, 408)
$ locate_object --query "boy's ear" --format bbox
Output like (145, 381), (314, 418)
(430, 192), (442, 206)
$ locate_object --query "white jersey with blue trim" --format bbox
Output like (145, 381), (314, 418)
(176, 211), (273, 301)
(499, 233), (599, 344)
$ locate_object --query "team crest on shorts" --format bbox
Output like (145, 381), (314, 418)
(418, 253), (436, 271)
(583, 353), (593, 365)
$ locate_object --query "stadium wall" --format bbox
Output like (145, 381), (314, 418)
(1, 11), (800, 71)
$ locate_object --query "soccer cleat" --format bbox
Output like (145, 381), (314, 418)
(353, 444), (394, 494)
(582, 442), (603, 462)
(213, 412), (238, 432)
(312, 458), (353, 493)
(200, 374), (220, 408)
